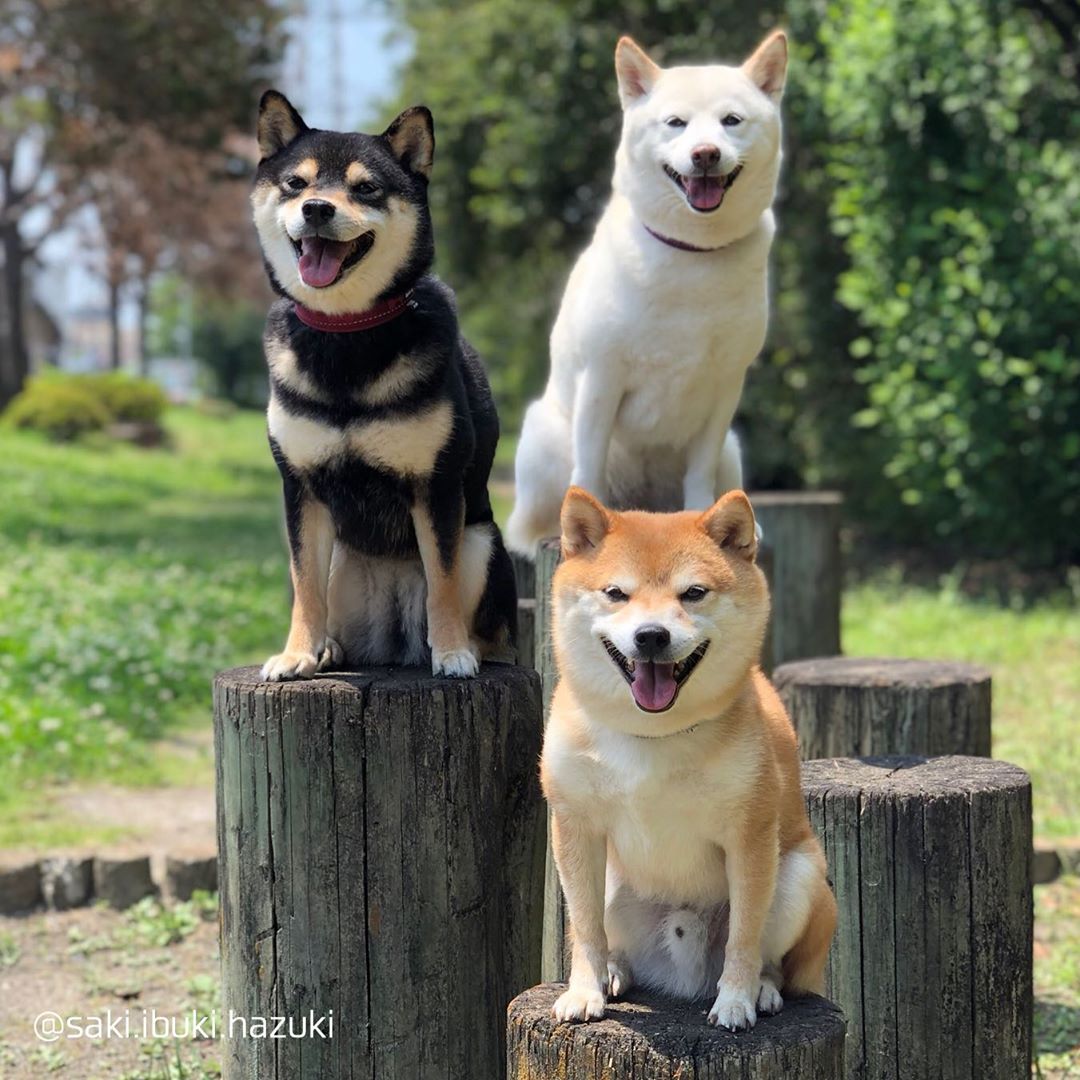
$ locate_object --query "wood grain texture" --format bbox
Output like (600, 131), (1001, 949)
(507, 983), (846, 1079)
(803, 756), (1032, 1080)
(214, 664), (547, 1080)
(750, 491), (842, 669)
(775, 657), (992, 759)
(517, 598), (536, 677)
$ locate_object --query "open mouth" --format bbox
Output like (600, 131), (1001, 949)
(291, 232), (375, 289)
(663, 164), (743, 213)
(602, 638), (711, 713)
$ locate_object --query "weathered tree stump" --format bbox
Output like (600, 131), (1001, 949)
(517, 597), (536, 673)
(803, 756), (1032, 1080)
(507, 983), (846, 1079)
(750, 491), (842, 670)
(775, 657), (992, 759)
(214, 664), (546, 1080)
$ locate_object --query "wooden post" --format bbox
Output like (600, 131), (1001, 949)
(774, 657), (992, 759)
(214, 664), (546, 1080)
(803, 756), (1032, 1080)
(750, 491), (842, 669)
(507, 984), (846, 1079)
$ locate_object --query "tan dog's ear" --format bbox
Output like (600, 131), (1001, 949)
(701, 491), (758, 562)
(258, 90), (308, 160)
(384, 105), (435, 179)
(742, 30), (788, 102)
(560, 487), (611, 558)
(616, 37), (661, 106)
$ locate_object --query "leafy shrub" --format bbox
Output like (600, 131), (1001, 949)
(4, 376), (112, 440)
(86, 372), (168, 424)
(3, 372), (167, 440)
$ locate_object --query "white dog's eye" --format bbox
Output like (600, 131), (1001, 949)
(721, 114), (743, 127)
(681, 585), (709, 602)
(664, 116), (687, 128)
(603, 585), (629, 602)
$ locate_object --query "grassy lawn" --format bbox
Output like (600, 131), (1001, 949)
(0, 407), (286, 848)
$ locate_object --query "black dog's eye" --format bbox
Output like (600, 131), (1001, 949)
(681, 585), (709, 602)
(721, 114), (743, 127)
(603, 586), (629, 602)
(665, 116), (687, 128)
(285, 175), (308, 192)
(354, 181), (382, 197)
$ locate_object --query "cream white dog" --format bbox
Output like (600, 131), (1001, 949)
(506, 31), (788, 556)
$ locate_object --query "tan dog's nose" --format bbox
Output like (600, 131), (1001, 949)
(634, 624), (671, 657)
(691, 144), (721, 170)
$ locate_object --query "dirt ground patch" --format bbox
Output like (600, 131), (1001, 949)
(0, 901), (220, 1079)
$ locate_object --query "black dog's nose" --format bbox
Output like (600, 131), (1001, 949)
(302, 199), (336, 225)
(634, 625), (671, 656)
(691, 144), (721, 169)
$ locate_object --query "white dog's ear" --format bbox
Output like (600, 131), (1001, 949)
(561, 487), (612, 558)
(700, 491), (758, 562)
(742, 30), (788, 102)
(616, 37), (661, 106)
(257, 90), (308, 160)
(384, 106), (435, 179)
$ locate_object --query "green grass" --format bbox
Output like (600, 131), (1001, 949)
(844, 573), (1080, 839)
(0, 408), (285, 841)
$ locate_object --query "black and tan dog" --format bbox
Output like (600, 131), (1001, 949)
(251, 91), (516, 680)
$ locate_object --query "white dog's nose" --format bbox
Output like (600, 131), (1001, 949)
(691, 144), (721, 169)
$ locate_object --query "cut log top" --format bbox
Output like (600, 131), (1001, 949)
(802, 755), (1029, 798)
(508, 984), (846, 1078)
(215, 661), (538, 701)
(773, 656), (991, 691)
(748, 490), (844, 507)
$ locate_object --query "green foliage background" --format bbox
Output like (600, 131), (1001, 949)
(393, 0), (1080, 566)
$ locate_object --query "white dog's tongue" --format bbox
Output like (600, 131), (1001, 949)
(299, 236), (351, 288)
(686, 175), (724, 211)
(631, 661), (678, 711)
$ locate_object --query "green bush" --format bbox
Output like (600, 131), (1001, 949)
(4, 376), (112, 440)
(2, 372), (167, 441)
(86, 372), (168, 424)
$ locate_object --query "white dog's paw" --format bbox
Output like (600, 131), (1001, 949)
(317, 637), (344, 671)
(757, 975), (783, 1016)
(261, 650), (320, 681)
(708, 980), (758, 1031)
(607, 957), (633, 999)
(552, 986), (606, 1023)
(432, 646), (479, 678)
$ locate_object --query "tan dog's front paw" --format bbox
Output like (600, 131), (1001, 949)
(757, 974), (783, 1016)
(262, 651), (320, 681)
(708, 979), (758, 1031)
(432, 646), (479, 678)
(552, 986), (606, 1023)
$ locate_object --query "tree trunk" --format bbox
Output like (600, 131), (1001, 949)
(214, 664), (547, 1080)
(0, 223), (29, 406)
(774, 657), (992, 759)
(507, 984), (847, 1079)
(136, 278), (150, 376)
(803, 756), (1032, 1080)
(107, 277), (122, 370)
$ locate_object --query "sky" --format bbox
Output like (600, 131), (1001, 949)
(35, 0), (409, 330)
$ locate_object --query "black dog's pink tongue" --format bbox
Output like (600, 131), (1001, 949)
(686, 175), (725, 211)
(298, 236), (351, 288)
(630, 661), (678, 712)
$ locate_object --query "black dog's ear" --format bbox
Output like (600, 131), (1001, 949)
(384, 106), (434, 179)
(258, 90), (308, 160)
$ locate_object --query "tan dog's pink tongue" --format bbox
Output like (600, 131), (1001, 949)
(298, 236), (350, 288)
(686, 175), (724, 211)
(630, 661), (678, 711)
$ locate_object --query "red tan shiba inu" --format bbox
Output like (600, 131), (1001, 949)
(540, 488), (836, 1029)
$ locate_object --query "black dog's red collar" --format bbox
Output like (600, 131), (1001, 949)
(293, 291), (414, 332)
(642, 223), (726, 253)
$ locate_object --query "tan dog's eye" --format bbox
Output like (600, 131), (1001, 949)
(681, 585), (709, 602)
(603, 585), (629, 602)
